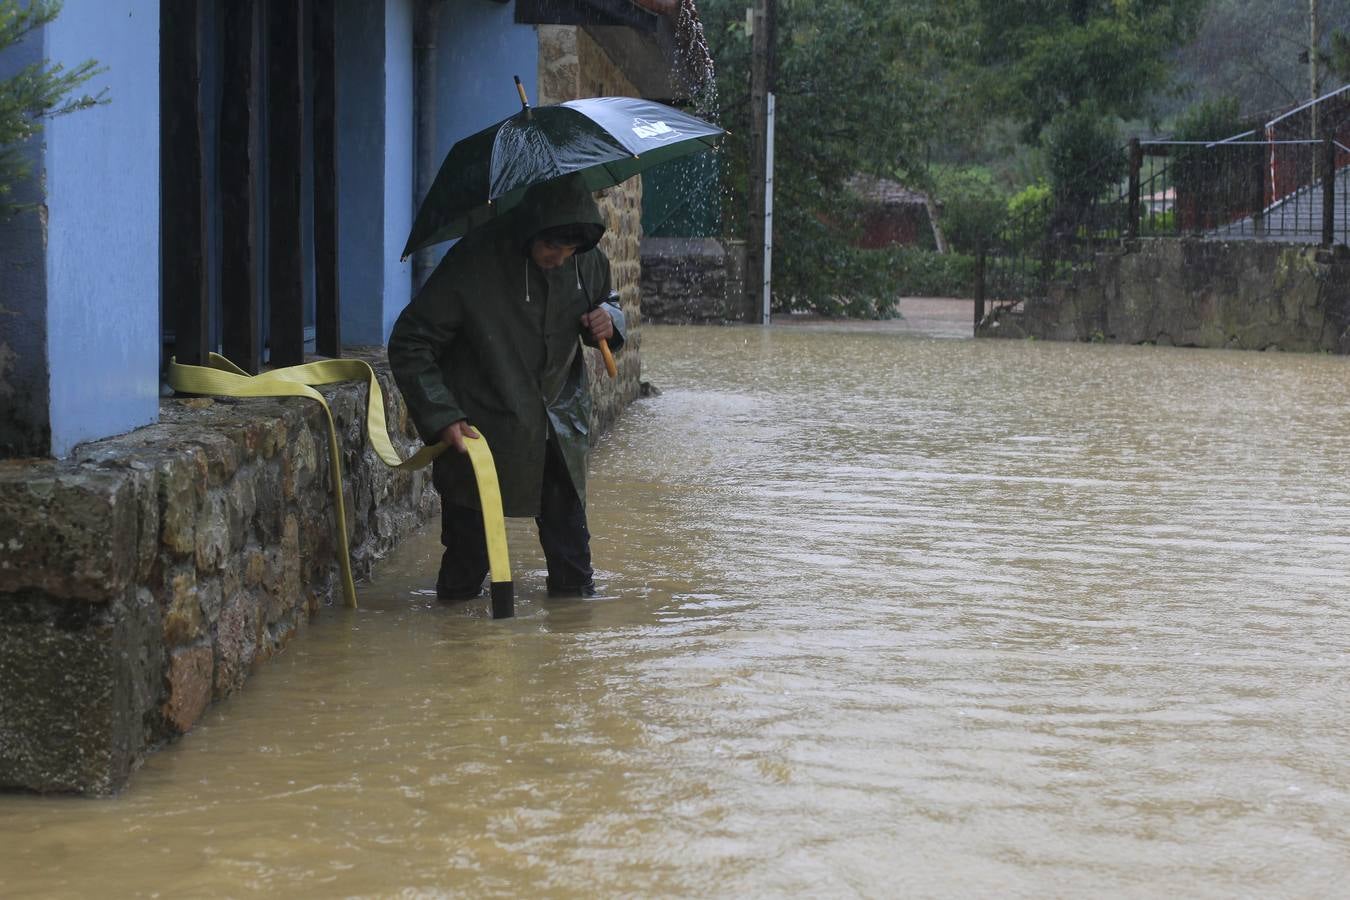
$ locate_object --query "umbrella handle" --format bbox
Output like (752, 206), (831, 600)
(592, 289), (619, 379)
(598, 339), (618, 379)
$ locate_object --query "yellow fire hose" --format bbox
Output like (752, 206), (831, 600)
(167, 353), (514, 618)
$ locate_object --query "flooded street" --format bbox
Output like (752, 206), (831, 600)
(4, 317), (1350, 897)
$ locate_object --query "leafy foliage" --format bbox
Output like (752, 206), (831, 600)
(700, 0), (955, 315)
(1005, 181), (1053, 249)
(1168, 0), (1350, 119)
(1044, 104), (1125, 211)
(930, 165), (1007, 253)
(1168, 96), (1263, 227)
(0, 0), (105, 218)
(1170, 95), (1258, 142)
(1332, 28), (1350, 82)
(963, 0), (1209, 139)
(697, 0), (1216, 316)
(887, 247), (976, 298)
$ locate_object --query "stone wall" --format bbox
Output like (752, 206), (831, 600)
(980, 240), (1350, 353)
(0, 353), (436, 793)
(537, 25), (645, 429)
(641, 237), (745, 323)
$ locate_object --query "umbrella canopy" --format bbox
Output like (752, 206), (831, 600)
(403, 95), (723, 258)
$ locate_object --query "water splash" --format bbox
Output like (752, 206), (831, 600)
(672, 0), (718, 122)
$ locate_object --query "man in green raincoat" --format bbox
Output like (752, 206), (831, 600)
(388, 175), (626, 599)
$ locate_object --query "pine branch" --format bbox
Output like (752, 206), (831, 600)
(0, 0), (107, 218)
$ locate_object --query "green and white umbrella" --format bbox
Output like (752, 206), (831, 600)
(403, 83), (723, 258)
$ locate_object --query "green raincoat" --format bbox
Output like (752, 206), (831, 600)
(388, 177), (626, 517)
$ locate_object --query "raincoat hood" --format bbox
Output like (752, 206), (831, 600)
(511, 175), (606, 254)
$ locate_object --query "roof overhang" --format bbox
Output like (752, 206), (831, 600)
(514, 0), (684, 102)
(515, 0), (659, 31)
(581, 23), (680, 101)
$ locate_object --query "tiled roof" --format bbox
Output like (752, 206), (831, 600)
(845, 174), (929, 207)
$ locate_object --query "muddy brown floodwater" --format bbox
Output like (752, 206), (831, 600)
(3, 311), (1350, 898)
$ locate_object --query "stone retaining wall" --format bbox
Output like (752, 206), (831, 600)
(980, 240), (1350, 352)
(640, 237), (746, 323)
(0, 353), (437, 793)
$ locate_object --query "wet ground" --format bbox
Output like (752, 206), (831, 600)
(3, 306), (1349, 897)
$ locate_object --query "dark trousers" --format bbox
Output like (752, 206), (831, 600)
(437, 439), (592, 598)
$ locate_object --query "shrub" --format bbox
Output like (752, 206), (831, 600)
(930, 166), (1007, 254)
(1169, 97), (1262, 231)
(889, 248), (976, 298)
(1043, 105), (1125, 215)
(1004, 182), (1052, 250)
(1171, 96), (1254, 143)
(775, 246), (977, 318)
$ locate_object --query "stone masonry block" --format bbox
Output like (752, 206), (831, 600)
(0, 589), (161, 794)
(162, 643), (213, 734)
(194, 491), (230, 573)
(161, 563), (202, 645)
(0, 464), (140, 603)
(157, 452), (201, 558)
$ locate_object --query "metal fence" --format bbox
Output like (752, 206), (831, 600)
(1129, 138), (1350, 244)
(976, 132), (1350, 323)
(979, 152), (1128, 316)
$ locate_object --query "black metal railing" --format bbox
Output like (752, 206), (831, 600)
(1126, 137), (1350, 245)
(975, 131), (1350, 327)
(978, 154), (1128, 319)
(161, 0), (341, 378)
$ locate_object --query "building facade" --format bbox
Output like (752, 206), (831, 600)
(0, 0), (690, 793)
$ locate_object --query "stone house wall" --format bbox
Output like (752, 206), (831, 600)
(0, 354), (435, 793)
(980, 240), (1350, 353)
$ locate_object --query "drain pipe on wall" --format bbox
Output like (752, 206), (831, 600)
(413, 0), (448, 293)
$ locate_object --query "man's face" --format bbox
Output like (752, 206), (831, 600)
(529, 238), (581, 270)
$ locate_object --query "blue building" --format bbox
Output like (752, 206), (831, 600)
(0, 0), (682, 459)
(0, 0), (698, 794)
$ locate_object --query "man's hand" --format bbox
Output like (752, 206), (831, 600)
(580, 306), (614, 344)
(438, 420), (480, 454)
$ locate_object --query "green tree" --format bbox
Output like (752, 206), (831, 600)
(936, 1), (1209, 250)
(1331, 27), (1350, 83)
(964, 0), (1209, 139)
(930, 165), (1007, 253)
(700, 0), (957, 315)
(0, 0), (105, 217)
(1169, 0), (1350, 119)
(1043, 103), (1124, 212)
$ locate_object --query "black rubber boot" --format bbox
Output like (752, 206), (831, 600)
(546, 577), (596, 598)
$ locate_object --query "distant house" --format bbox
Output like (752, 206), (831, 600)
(1145, 188), (1175, 214)
(844, 174), (939, 250)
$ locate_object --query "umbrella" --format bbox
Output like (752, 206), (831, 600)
(402, 78), (723, 258)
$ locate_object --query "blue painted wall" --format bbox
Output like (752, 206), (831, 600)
(0, 18), (50, 456)
(335, 0), (386, 345)
(437, 1), (539, 149)
(44, 1), (160, 457)
(335, 0), (415, 346)
(420, 1), (539, 270)
(382, 0), (415, 341)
